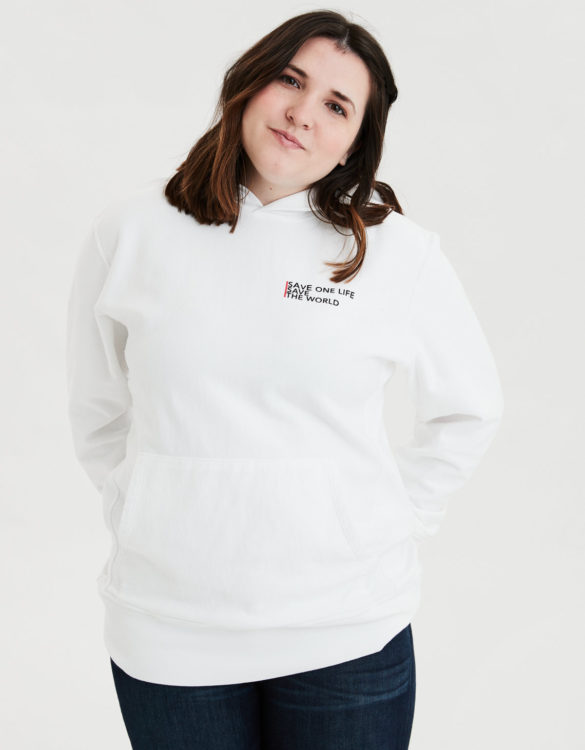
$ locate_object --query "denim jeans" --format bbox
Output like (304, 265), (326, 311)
(110, 623), (416, 749)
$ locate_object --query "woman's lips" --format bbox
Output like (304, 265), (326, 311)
(270, 128), (304, 149)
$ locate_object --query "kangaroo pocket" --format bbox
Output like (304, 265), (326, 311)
(111, 452), (377, 628)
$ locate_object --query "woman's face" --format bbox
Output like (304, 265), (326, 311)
(240, 36), (371, 203)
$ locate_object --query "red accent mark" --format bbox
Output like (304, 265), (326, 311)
(284, 281), (289, 297)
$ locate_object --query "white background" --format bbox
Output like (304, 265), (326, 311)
(2, 1), (583, 747)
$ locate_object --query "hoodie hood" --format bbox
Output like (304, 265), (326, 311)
(238, 183), (313, 213)
(237, 182), (385, 214)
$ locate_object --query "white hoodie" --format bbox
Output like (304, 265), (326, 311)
(66, 177), (504, 686)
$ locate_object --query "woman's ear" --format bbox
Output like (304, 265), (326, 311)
(339, 148), (352, 167)
(339, 139), (361, 167)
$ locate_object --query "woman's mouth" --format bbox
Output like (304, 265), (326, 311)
(270, 128), (304, 150)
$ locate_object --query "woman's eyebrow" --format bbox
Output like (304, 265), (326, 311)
(286, 63), (356, 114)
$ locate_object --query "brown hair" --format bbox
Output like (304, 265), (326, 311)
(164, 9), (404, 284)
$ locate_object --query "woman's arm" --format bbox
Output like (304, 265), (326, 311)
(65, 220), (132, 493)
(394, 231), (505, 540)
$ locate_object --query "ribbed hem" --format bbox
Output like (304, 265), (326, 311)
(99, 564), (422, 687)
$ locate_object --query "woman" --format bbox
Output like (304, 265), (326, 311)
(66, 9), (504, 749)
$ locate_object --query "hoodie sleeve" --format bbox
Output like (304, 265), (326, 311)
(394, 231), (504, 541)
(65, 219), (132, 494)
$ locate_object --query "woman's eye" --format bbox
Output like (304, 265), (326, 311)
(280, 74), (299, 88)
(279, 75), (347, 118)
(328, 102), (347, 117)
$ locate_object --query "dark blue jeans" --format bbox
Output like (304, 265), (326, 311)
(110, 623), (416, 749)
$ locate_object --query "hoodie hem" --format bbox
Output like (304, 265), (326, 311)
(100, 573), (422, 687)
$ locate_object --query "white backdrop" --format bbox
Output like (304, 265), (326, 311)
(1, 1), (583, 747)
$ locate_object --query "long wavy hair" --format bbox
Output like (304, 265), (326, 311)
(164, 9), (403, 283)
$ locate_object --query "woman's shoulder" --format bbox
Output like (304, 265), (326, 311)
(90, 177), (171, 262)
(368, 188), (437, 267)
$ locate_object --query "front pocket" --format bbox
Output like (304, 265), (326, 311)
(112, 453), (373, 628)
